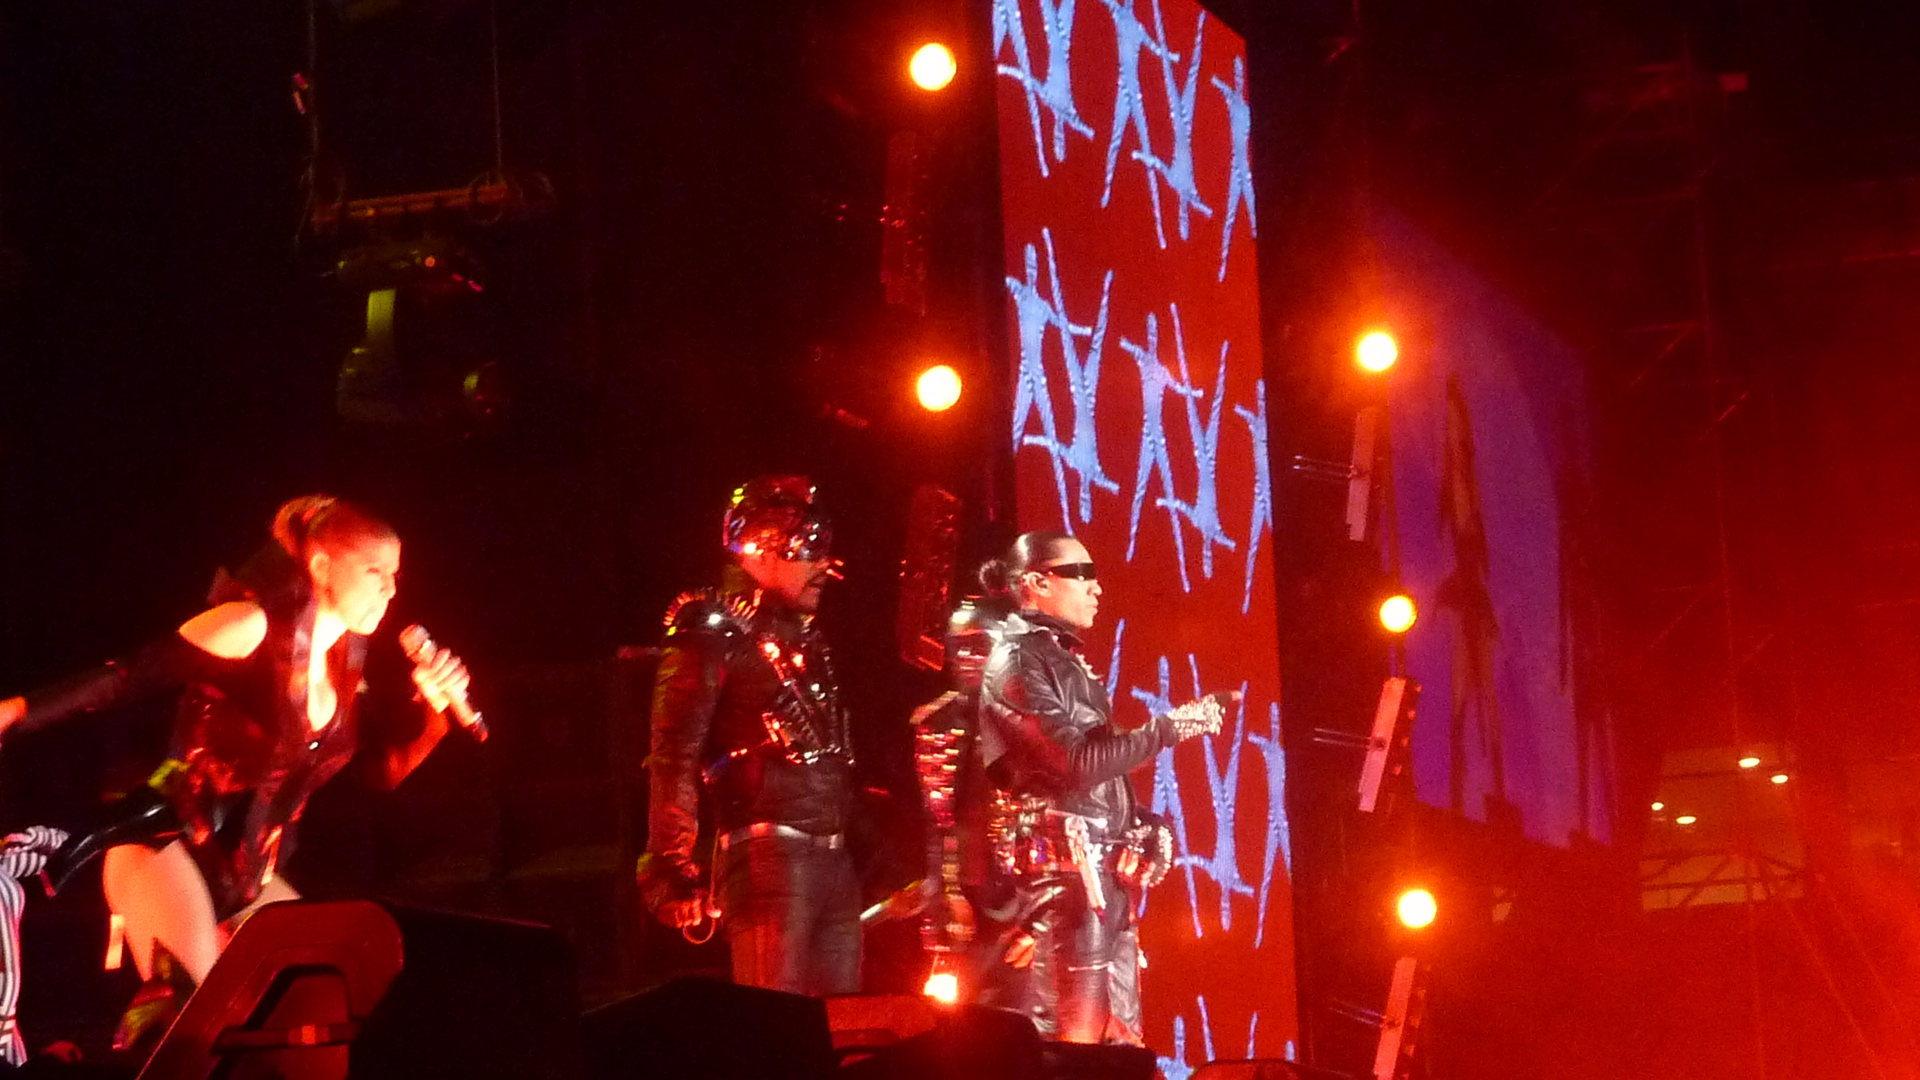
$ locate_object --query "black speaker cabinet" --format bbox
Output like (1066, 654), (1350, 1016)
(579, 976), (835, 1080)
(837, 1005), (1047, 1080)
(137, 899), (581, 1080)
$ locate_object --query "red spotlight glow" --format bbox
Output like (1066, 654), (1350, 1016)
(916, 364), (963, 411)
(1379, 594), (1417, 634)
(1396, 888), (1437, 929)
(1357, 331), (1398, 373)
(923, 970), (959, 1004)
(909, 43), (958, 92)
(922, 952), (960, 1004)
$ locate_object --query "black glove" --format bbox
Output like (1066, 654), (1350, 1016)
(1157, 692), (1235, 742)
(636, 853), (708, 929)
(1121, 810), (1175, 889)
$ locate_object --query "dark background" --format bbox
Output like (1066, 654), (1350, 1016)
(5, 0), (1920, 1077)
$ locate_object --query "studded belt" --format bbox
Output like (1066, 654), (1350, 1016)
(716, 822), (846, 852)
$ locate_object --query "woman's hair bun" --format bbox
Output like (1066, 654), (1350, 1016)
(271, 495), (340, 557)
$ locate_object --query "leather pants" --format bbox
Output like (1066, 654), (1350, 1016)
(983, 868), (1143, 1045)
(714, 833), (861, 996)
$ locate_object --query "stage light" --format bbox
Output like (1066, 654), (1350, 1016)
(1396, 888), (1437, 929)
(1357, 331), (1398, 373)
(1379, 594), (1417, 633)
(1738, 755), (1761, 769)
(1675, 814), (1698, 825)
(1770, 773), (1789, 785)
(922, 952), (960, 1004)
(1651, 801), (1664, 811)
(922, 970), (959, 1004)
(909, 43), (957, 91)
(916, 364), (963, 411)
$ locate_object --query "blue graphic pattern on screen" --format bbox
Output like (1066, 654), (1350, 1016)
(1157, 996), (1290, 1080)
(995, 0), (1095, 177)
(1120, 309), (1201, 588)
(1236, 381), (1273, 615)
(1096, 0), (1214, 247)
(1211, 56), (1256, 281)
(1165, 315), (1238, 580)
(1175, 660), (1256, 932)
(1009, 229), (1121, 528)
(1137, 2), (1213, 243)
(995, 0), (1293, 1065)
(1250, 702), (1292, 948)
(1098, 0), (1175, 221)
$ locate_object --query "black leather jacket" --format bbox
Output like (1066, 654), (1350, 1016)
(978, 612), (1179, 845)
(18, 544), (367, 919)
(643, 568), (852, 882)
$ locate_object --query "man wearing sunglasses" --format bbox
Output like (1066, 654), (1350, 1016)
(972, 531), (1223, 1044)
(635, 476), (860, 995)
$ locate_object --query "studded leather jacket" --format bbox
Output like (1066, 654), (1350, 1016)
(978, 612), (1181, 846)
(642, 567), (853, 885)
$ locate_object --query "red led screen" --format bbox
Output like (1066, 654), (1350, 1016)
(991, 0), (1295, 1069)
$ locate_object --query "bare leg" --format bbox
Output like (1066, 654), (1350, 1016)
(224, 875), (300, 938)
(102, 842), (223, 984)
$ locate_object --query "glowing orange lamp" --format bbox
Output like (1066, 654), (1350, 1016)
(1357, 331), (1398, 373)
(917, 364), (963, 412)
(1379, 594), (1417, 634)
(910, 43), (958, 92)
(1396, 888), (1437, 929)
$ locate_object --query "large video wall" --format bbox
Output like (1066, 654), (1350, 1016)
(991, 0), (1295, 1068)
(1375, 207), (1615, 847)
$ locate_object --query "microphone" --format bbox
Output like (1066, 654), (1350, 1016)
(398, 624), (488, 743)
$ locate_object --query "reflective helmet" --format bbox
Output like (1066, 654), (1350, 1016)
(722, 475), (833, 562)
(945, 599), (1004, 669)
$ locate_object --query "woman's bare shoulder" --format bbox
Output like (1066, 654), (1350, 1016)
(177, 600), (268, 660)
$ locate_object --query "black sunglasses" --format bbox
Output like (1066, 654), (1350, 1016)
(1039, 562), (1098, 581)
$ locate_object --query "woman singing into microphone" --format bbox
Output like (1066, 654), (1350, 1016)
(0, 495), (471, 995)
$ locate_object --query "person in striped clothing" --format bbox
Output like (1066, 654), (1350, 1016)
(0, 826), (67, 1066)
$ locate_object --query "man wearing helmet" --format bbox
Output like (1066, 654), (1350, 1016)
(635, 477), (860, 995)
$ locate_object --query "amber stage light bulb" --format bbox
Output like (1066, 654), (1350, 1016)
(1397, 888), (1437, 929)
(910, 43), (958, 92)
(1357, 331), (1398, 373)
(917, 364), (963, 411)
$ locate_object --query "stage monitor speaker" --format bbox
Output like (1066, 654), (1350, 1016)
(137, 899), (581, 1080)
(838, 1005), (1046, 1080)
(1040, 1041), (1156, 1080)
(579, 976), (834, 1080)
(835, 1005), (1158, 1080)
(824, 992), (942, 1052)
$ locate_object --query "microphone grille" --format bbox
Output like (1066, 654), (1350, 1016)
(398, 624), (433, 660)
